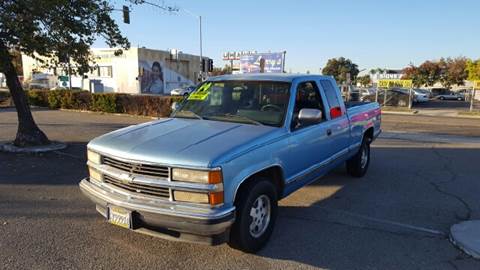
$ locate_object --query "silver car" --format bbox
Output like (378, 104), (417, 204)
(170, 85), (196, 96)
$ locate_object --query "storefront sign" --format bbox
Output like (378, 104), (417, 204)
(378, 79), (413, 89)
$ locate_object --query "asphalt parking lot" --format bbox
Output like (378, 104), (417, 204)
(1, 108), (480, 270)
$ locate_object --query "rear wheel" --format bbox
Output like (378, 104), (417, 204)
(229, 178), (278, 253)
(346, 137), (371, 177)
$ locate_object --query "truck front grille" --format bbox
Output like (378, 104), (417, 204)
(103, 156), (169, 179)
(104, 175), (170, 198)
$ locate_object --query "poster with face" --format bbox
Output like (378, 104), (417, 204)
(139, 60), (195, 95)
(140, 60), (165, 94)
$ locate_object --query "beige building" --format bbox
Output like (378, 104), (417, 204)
(22, 47), (209, 94)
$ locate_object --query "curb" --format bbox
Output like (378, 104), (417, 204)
(450, 220), (480, 259)
(58, 109), (159, 120)
(0, 141), (67, 153)
(381, 111), (417, 115)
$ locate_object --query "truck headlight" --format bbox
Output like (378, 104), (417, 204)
(171, 168), (222, 184)
(87, 150), (101, 164)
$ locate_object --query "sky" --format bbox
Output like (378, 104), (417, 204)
(96, 0), (480, 73)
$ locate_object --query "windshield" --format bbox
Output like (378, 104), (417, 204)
(173, 80), (291, 127)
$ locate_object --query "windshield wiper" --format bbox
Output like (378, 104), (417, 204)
(173, 110), (203, 120)
(207, 114), (264, 126)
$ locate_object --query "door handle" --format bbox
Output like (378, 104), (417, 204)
(326, 129), (332, 136)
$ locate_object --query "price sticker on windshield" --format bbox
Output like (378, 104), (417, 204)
(188, 82), (212, 100)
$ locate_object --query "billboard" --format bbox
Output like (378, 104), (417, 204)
(139, 60), (193, 95)
(240, 52), (284, 74)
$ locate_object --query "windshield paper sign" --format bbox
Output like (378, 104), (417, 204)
(188, 82), (212, 100)
(240, 52), (284, 74)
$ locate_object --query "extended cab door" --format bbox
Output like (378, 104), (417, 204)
(317, 79), (351, 163)
(284, 80), (334, 186)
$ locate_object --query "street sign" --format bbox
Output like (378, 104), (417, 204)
(474, 80), (480, 89)
(58, 75), (69, 82)
(378, 79), (413, 89)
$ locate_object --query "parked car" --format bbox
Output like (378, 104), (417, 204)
(358, 88), (376, 99)
(430, 88), (449, 97)
(436, 92), (465, 101)
(80, 74), (381, 253)
(412, 89), (429, 103)
(340, 84), (360, 101)
(362, 88), (411, 107)
(170, 85), (196, 96)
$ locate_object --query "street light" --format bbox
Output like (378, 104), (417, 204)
(182, 9), (204, 81)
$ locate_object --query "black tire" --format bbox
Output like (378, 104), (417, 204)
(229, 178), (278, 253)
(439, 96), (445, 100)
(346, 137), (371, 177)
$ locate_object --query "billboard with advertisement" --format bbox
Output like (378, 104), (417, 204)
(139, 59), (194, 95)
(239, 52), (284, 74)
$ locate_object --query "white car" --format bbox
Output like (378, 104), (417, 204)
(413, 89), (429, 102)
(170, 86), (196, 96)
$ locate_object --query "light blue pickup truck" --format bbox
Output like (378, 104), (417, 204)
(80, 74), (381, 252)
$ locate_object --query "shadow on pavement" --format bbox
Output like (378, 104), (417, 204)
(256, 146), (479, 269)
(1, 143), (479, 269)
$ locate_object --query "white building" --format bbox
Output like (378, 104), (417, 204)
(22, 47), (209, 95)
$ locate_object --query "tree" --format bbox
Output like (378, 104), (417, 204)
(322, 57), (359, 84)
(357, 75), (371, 87)
(402, 65), (423, 87)
(0, 0), (130, 146)
(466, 59), (480, 81)
(210, 65), (232, 76)
(416, 61), (441, 87)
(438, 57), (467, 89)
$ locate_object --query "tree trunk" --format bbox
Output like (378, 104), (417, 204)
(1, 49), (50, 147)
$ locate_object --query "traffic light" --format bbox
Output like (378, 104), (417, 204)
(201, 59), (206, 72)
(123, 6), (130, 24)
(208, 59), (213, 72)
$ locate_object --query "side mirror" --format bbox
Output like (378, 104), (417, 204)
(298, 108), (323, 125)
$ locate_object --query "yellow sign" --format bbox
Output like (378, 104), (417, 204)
(474, 80), (480, 89)
(188, 82), (212, 100)
(378, 79), (413, 89)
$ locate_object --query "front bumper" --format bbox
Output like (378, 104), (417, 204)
(79, 178), (235, 245)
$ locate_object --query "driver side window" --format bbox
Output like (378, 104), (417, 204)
(291, 81), (325, 130)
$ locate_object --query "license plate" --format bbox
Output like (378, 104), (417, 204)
(108, 206), (131, 229)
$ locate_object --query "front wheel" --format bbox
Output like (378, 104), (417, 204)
(229, 179), (278, 253)
(346, 138), (370, 177)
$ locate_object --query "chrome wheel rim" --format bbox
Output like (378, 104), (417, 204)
(360, 146), (368, 168)
(249, 195), (271, 238)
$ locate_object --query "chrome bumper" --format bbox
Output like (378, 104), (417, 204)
(79, 178), (235, 244)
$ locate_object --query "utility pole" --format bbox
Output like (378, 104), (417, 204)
(199, 15), (203, 81)
(471, 85), (476, 112)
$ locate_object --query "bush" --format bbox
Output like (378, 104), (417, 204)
(26, 90), (49, 107)
(24, 88), (180, 117)
(47, 90), (67, 109)
(0, 91), (12, 107)
(116, 94), (183, 117)
(91, 93), (118, 113)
